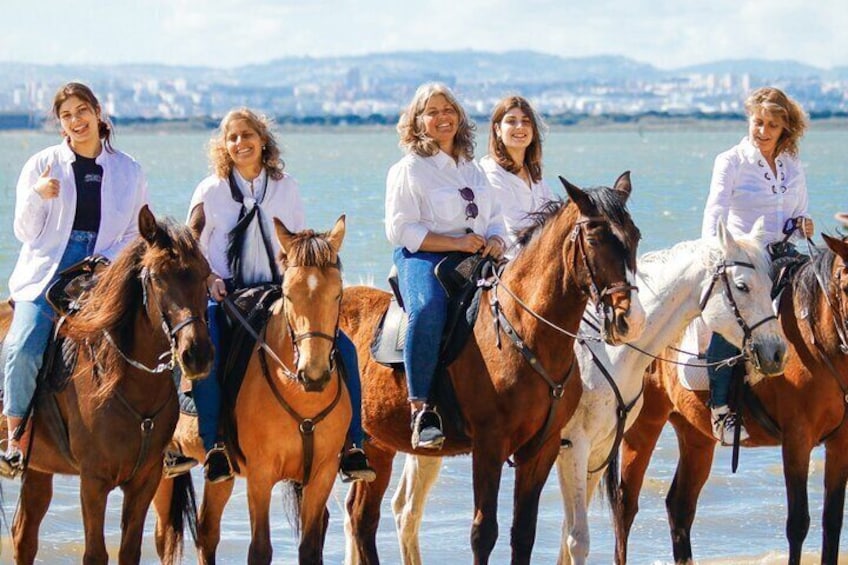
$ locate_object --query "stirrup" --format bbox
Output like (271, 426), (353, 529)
(339, 446), (377, 483)
(411, 408), (445, 450)
(0, 440), (25, 480)
(162, 450), (199, 479)
(204, 443), (234, 483)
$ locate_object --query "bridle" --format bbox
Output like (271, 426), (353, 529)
(572, 216), (639, 342)
(103, 265), (204, 374)
(697, 259), (777, 372)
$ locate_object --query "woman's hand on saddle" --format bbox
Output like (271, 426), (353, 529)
(208, 274), (228, 302)
(481, 235), (506, 260)
(33, 164), (60, 200)
(796, 216), (815, 238)
(455, 232), (486, 253)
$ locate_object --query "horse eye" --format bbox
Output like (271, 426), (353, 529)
(735, 282), (750, 292)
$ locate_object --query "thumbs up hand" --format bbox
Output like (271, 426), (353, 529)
(33, 164), (60, 200)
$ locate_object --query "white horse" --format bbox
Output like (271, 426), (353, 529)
(361, 217), (788, 565)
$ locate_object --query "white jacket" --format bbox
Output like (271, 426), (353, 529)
(8, 139), (149, 301)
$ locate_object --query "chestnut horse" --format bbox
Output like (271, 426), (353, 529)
(153, 216), (352, 565)
(0, 205), (213, 564)
(615, 233), (848, 565)
(383, 219), (789, 565)
(342, 173), (646, 565)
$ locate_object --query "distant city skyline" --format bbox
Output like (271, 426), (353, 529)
(3, 0), (847, 70)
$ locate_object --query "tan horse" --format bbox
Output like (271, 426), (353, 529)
(0, 205), (213, 565)
(615, 234), (848, 565)
(153, 216), (352, 565)
(343, 174), (646, 564)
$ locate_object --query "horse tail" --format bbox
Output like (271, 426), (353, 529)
(600, 446), (621, 511)
(280, 481), (303, 536)
(163, 472), (199, 564)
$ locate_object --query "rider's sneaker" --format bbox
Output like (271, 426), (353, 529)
(0, 447), (24, 480)
(339, 446), (377, 483)
(204, 443), (234, 484)
(711, 405), (749, 445)
(411, 408), (445, 450)
(162, 450), (199, 479)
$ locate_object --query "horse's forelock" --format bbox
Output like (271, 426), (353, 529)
(281, 230), (338, 269)
(584, 185), (640, 268)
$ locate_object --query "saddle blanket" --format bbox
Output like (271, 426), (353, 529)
(675, 318), (710, 392)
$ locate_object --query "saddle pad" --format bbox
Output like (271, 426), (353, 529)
(676, 317), (710, 391)
(370, 298), (406, 367)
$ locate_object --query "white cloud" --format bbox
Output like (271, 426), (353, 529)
(1, 0), (845, 69)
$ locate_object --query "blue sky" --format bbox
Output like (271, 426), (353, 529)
(3, 0), (846, 69)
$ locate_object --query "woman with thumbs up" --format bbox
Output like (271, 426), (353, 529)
(0, 82), (149, 478)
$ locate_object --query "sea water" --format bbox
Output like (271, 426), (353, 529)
(0, 125), (846, 563)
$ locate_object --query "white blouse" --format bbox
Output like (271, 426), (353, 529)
(701, 136), (808, 243)
(385, 151), (506, 253)
(188, 169), (305, 281)
(479, 155), (554, 255)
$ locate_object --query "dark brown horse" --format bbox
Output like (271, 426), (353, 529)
(342, 173), (646, 564)
(0, 205), (213, 565)
(615, 233), (848, 565)
(153, 216), (352, 565)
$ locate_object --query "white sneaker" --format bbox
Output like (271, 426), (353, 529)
(711, 405), (749, 445)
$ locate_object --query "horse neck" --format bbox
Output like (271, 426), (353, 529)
(792, 261), (848, 360)
(496, 219), (587, 363)
(623, 245), (712, 359)
(117, 306), (174, 402)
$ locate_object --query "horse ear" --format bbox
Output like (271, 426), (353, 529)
(187, 203), (206, 240)
(326, 214), (346, 254)
(716, 217), (737, 253)
(274, 217), (295, 257)
(823, 233), (848, 262)
(559, 176), (592, 215)
(138, 204), (159, 244)
(612, 171), (632, 199)
(748, 216), (768, 246)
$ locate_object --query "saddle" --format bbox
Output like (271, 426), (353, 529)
(371, 253), (492, 437)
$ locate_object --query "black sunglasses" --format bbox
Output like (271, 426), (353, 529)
(458, 187), (478, 220)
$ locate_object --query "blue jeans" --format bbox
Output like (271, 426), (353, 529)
(3, 231), (97, 417)
(706, 332), (739, 407)
(192, 299), (366, 451)
(393, 247), (448, 402)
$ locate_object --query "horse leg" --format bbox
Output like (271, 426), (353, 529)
(245, 472), (275, 565)
(469, 446), (505, 565)
(822, 437), (848, 564)
(511, 439), (560, 565)
(152, 476), (178, 565)
(391, 454), (443, 565)
(11, 469), (54, 565)
(781, 437), (812, 565)
(197, 477), (236, 565)
(665, 415), (716, 565)
(299, 464), (338, 564)
(79, 475), (112, 565)
(345, 443), (396, 565)
(118, 472), (165, 565)
(555, 435), (590, 565)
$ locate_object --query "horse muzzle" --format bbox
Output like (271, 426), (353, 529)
(602, 291), (646, 346)
(297, 368), (333, 392)
(748, 336), (788, 377)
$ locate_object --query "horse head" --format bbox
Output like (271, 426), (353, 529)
(559, 171), (646, 345)
(701, 217), (787, 378)
(807, 233), (848, 357)
(275, 215), (345, 393)
(137, 205), (214, 380)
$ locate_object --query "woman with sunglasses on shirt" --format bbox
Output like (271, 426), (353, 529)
(480, 95), (553, 258)
(385, 82), (507, 450)
(701, 86), (813, 445)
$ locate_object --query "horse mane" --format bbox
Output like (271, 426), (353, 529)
(794, 248), (835, 335)
(513, 185), (638, 263)
(63, 218), (202, 398)
(279, 229), (341, 269)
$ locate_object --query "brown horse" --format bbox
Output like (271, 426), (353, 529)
(615, 233), (848, 565)
(342, 173), (646, 565)
(0, 205), (213, 565)
(153, 216), (352, 565)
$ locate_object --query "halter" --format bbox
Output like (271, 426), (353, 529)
(697, 259), (777, 372)
(103, 265), (204, 374)
(572, 217), (639, 340)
